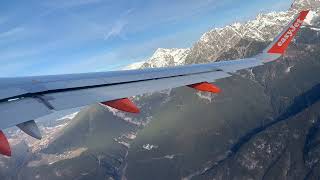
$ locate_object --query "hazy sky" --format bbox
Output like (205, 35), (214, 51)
(0, 0), (292, 77)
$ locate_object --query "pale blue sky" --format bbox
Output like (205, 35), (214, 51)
(0, 0), (292, 77)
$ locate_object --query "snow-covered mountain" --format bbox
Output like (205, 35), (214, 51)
(290, 0), (320, 11)
(186, 7), (319, 64)
(123, 61), (145, 70)
(127, 1), (319, 67)
(186, 11), (294, 64)
(125, 48), (190, 69)
(141, 48), (190, 68)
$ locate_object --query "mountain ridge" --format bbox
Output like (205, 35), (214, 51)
(127, 1), (319, 68)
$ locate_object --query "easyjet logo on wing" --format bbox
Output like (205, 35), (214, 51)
(277, 18), (304, 47)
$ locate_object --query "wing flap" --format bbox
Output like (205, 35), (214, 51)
(0, 98), (52, 130)
(0, 70), (231, 130)
(0, 64), (221, 101)
(45, 71), (231, 111)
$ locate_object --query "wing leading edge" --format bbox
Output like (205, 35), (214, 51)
(0, 10), (309, 156)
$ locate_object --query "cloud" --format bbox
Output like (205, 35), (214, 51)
(103, 9), (133, 40)
(0, 27), (25, 39)
(104, 20), (128, 40)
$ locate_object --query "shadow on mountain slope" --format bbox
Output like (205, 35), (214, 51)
(197, 83), (320, 177)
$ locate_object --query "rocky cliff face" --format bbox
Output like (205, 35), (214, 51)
(290, 0), (320, 11)
(184, 3), (320, 65)
(141, 48), (190, 68)
(127, 0), (319, 67)
(184, 11), (293, 64)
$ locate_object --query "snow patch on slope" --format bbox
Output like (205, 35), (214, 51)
(143, 144), (158, 150)
(285, 66), (294, 73)
(103, 105), (143, 126)
(125, 48), (190, 69)
(144, 48), (190, 68)
(123, 61), (145, 70)
(57, 112), (79, 121)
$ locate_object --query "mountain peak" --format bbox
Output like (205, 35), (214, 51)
(145, 48), (190, 68)
(152, 48), (189, 59)
(125, 48), (190, 70)
(291, 0), (320, 11)
(127, 1), (319, 67)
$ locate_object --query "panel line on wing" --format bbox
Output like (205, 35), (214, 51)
(0, 69), (221, 103)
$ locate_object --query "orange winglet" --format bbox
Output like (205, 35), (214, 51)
(101, 98), (140, 113)
(188, 82), (221, 93)
(0, 130), (11, 157)
(267, 10), (309, 54)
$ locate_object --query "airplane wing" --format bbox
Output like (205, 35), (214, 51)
(0, 10), (309, 156)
